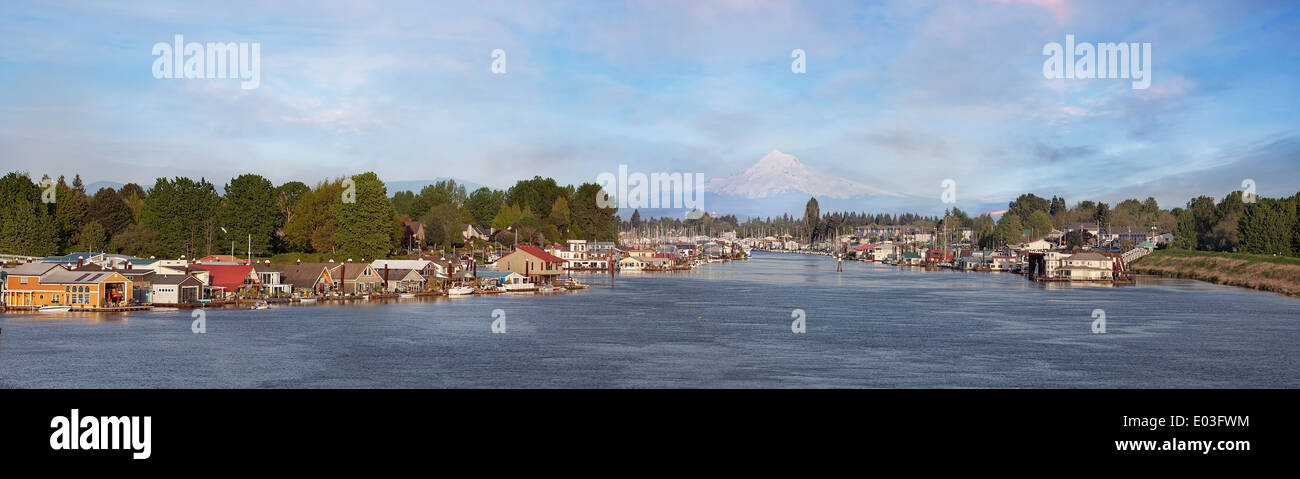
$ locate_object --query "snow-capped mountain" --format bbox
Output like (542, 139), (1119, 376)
(706, 149), (896, 199)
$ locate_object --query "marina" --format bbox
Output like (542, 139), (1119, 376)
(2, 252), (1296, 388)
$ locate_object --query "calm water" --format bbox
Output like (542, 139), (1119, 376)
(1, 252), (1297, 388)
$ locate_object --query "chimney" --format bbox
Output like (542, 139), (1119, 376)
(77, 257), (83, 268)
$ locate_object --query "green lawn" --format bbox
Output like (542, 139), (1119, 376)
(1141, 248), (1300, 268)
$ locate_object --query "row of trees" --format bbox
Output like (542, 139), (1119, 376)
(0, 171), (621, 259)
(1174, 191), (1300, 255)
(388, 176), (618, 249)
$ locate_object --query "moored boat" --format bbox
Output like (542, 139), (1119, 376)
(448, 286), (475, 296)
(38, 305), (72, 313)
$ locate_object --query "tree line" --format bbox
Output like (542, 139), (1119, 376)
(0, 171), (619, 259)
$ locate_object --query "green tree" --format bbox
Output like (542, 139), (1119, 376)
(108, 224), (167, 258)
(0, 172), (58, 256)
(630, 209), (642, 230)
(1173, 209), (1198, 250)
(1027, 210), (1053, 240)
(420, 180), (467, 210)
(994, 214), (1023, 246)
(88, 187), (134, 237)
(284, 180), (343, 253)
(973, 214), (996, 248)
(506, 176), (568, 219)
(420, 202), (462, 250)
(331, 172), (397, 258)
(118, 183), (147, 223)
(1239, 196), (1297, 255)
(140, 177), (221, 258)
(74, 221), (107, 252)
(463, 187), (505, 227)
(220, 174), (278, 256)
(547, 196), (570, 234)
(53, 176), (90, 253)
(1009, 193), (1050, 224)
(803, 197), (821, 242)
(571, 183), (618, 241)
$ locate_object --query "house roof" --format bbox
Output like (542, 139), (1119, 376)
(476, 271), (524, 280)
(1066, 252), (1110, 261)
(40, 269), (123, 284)
(191, 264), (256, 290)
(328, 263), (376, 281)
(274, 264), (331, 287)
(6, 262), (63, 276)
(197, 255), (250, 264)
(372, 259), (434, 271)
(511, 245), (566, 263)
(151, 274), (204, 286)
(39, 252), (113, 263)
(378, 268), (420, 281)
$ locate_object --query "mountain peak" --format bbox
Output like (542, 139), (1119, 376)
(708, 150), (895, 199)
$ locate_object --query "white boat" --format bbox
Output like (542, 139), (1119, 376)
(249, 301), (270, 310)
(38, 305), (72, 313)
(398, 293), (416, 299)
(448, 286), (475, 296)
(298, 297), (317, 303)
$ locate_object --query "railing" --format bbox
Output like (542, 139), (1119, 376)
(1122, 246), (1153, 265)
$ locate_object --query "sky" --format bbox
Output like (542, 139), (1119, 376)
(0, 0), (1297, 216)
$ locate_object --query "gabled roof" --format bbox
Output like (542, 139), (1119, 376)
(274, 263), (332, 287)
(41, 269), (123, 284)
(371, 259), (433, 270)
(191, 264), (256, 290)
(151, 274), (204, 286)
(476, 271), (524, 280)
(511, 245), (566, 263)
(7, 262), (63, 276)
(379, 268), (423, 281)
(197, 255), (250, 264)
(1066, 251), (1110, 261)
(328, 263), (377, 281)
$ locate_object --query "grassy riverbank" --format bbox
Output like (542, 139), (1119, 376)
(1130, 249), (1300, 297)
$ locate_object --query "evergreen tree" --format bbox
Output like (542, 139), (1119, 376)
(331, 172), (397, 258)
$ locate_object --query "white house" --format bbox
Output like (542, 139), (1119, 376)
(1059, 251), (1114, 280)
(150, 274), (205, 304)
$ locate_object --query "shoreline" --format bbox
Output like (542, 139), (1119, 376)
(1128, 249), (1300, 297)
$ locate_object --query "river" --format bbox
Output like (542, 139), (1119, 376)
(1, 252), (1296, 388)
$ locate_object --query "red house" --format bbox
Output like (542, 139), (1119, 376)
(192, 264), (259, 297)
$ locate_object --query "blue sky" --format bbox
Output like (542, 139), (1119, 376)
(1, 0), (1297, 216)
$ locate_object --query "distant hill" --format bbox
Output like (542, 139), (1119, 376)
(384, 177), (494, 195)
(84, 181), (125, 193)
